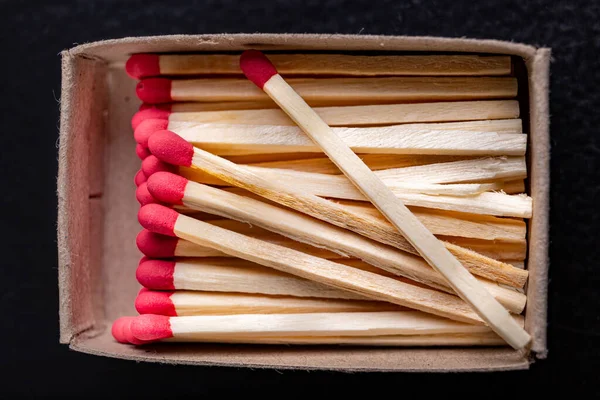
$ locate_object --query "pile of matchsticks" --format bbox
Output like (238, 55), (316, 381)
(113, 51), (532, 349)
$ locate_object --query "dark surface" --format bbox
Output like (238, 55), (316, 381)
(0, 0), (598, 396)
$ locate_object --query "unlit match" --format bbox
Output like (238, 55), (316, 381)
(136, 257), (370, 300)
(126, 53), (512, 78)
(117, 312), (523, 345)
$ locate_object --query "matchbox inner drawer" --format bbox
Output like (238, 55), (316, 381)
(57, 34), (550, 372)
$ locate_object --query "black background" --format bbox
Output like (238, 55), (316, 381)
(1, 0), (598, 396)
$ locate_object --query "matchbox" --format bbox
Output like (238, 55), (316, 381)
(57, 34), (550, 371)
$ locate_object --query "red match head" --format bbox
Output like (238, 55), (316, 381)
(135, 289), (177, 316)
(141, 155), (177, 177)
(136, 229), (179, 258)
(136, 78), (172, 104)
(147, 172), (188, 205)
(131, 108), (171, 131)
(148, 130), (194, 167)
(138, 203), (179, 237)
(136, 182), (162, 206)
(136, 143), (151, 160)
(134, 118), (170, 147)
(136, 257), (176, 289)
(240, 50), (278, 89)
(130, 314), (173, 342)
(134, 169), (147, 187)
(125, 54), (161, 79)
(111, 316), (133, 343)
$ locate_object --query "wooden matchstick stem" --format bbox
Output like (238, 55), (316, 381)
(438, 236), (527, 261)
(159, 291), (403, 316)
(164, 311), (524, 339)
(169, 122), (526, 156)
(168, 76), (518, 103)
(186, 149), (528, 289)
(165, 311), (505, 338)
(169, 258), (369, 300)
(162, 332), (507, 346)
(167, 100), (520, 126)
(153, 54), (512, 76)
(181, 181), (527, 304)
(172, 213), (486, 323)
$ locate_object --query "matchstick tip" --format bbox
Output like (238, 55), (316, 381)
(130, 314), (173, 342)
(141, 155), (177, 178)
(239, 50), (278, 89)
(136, 78), (172, 104)
(111, 317), (132, 343)
(138, 204), (179, 237)
(134, 169), (147, 187)
(136, 182), (163, 206)
(135, 289), (177, 316)
(131, 108), (171, 131)
(126, 54), (160, 79)
(136, 143), (151, 160)
(136, 257), (176, 289)
(147, 172), (188, 205)
(136, 230), (179, 259)
(148, 130), (194, 167)
(134, 118), (170, 147)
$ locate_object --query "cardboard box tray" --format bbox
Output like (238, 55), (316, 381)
(57, 34), (550, 372)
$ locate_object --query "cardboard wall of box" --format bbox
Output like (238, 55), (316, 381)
(57, 34), (550, 372)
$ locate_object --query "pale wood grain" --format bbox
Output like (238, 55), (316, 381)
(166, 311), (525, 338)
(169, 122), (526, 156)
(158, 54), (512, 76)
(167, 291), (402, 316)
(167, 100), (520, 126)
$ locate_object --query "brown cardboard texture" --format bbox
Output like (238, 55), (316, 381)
(57, 34), (550, 372)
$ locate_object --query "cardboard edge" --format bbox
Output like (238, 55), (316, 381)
(57, 50), (80, 343)
(524, 48), (551, 359)
(69, 333), (531, 373)
(61, 33), (539, 61)
(57, 50), (108, 343)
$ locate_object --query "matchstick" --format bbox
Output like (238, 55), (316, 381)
(146, 172), (528, 297)
(238, 50), (530, 349)
(135, 288), (402, 316)
(147, 132), (528, 289)
(136, 76), (518, 104)
(123, 312), (524, 343)
(146, 121), (526, 156)
(136, 257), (370, 300)
(138, 204), (486, 324)
(126, 54), (512, 78)
(134, 100), (520, 128)
(112, 316), (506, 346)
